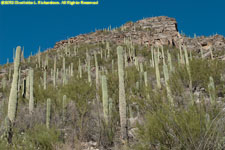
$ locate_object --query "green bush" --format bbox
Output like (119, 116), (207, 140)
(133, 101), (225, 150)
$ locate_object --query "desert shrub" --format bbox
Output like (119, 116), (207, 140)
(61, 76), (96, 140)
(133, 99), (225, 150)
(0, 125), (61, 150)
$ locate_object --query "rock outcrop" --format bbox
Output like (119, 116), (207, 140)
(54, 16), (225, 53)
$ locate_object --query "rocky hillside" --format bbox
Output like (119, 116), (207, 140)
(0, 16), (225, 150)
(55, 16), (225, 56)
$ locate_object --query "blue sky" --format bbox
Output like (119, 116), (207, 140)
(0, 0), (225, 64)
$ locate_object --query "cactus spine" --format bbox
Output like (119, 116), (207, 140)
(46, 98), (51, 129)
(102, 75), (109, 124)
(117, 46), (127, 140)
(7, 46), (21, 123)
(29, 69), (34, 114)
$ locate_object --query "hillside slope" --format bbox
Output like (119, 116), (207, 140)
(0, 16), (225, 150)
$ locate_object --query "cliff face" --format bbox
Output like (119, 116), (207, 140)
(54, 16), (225, 52)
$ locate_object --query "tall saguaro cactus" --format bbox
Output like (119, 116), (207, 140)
(29, 69), (34, 114)
(94, 51), (99, 87)
(7, 46), (21, 125)
(44, 69), (47, 90)
(208, 76), (216, 104)
(102, 75), (109, 124)
(117, 46), (127, 140)
(154, 49), (161, 89)
(46, 98), (51, 129)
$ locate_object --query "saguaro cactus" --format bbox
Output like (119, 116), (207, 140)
(208, 76), (216, 104)
(78, 58), (82, 78)
(38, 47), (41, 68)
(154, 50), (161, 89)
(7, 46), (21, 124)
(53, 56), (56, 87)
(163, 64), (173, 105)
(102, 75), (109, 124)
(87, 53), (92, 84)
(62, 95), (67, 122)
(2, 76), (6, 90)
(94, 51), (99, 87)
(44, 69), (47, 90)
(29, 69), (34, 114)
(46, 98), (51, 129)
(117, 46), (127, 140)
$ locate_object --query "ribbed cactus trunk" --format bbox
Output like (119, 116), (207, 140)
(163, 64), (173, 105)
(2, 76), (6, 90)
(44, 69), (47, 90)
(78, 58), (82, 78)
(117, 46), (127, 140)
(7, 46), (21, 123)
(151, 47), (155, 68)
(167, 52), (173, 72)
(94, 51), (99, 87)
(46, 98), (51, 129)
(102, 75), (109, 124)
(184, 46), (192, 92)
(38, 47), (41, 68)
(29, 69), (34, 114)
(62, 95), (67, 122)
(53, 56), (56, 87)
(25, 71), (30, 99)
(71, 63), (73, 77)
(87, 53), (92, 84)
(5, 46), (21, 143)
(154, 50), (161, 89)
(208, 76), (216, 104)
(62, 57), (66, 85)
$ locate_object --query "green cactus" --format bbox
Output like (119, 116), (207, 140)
(38, 46), (41, 68)
(53, 56), (56, 87)
(112, 59), (114, 72)
(2, 76), (6, 90)
(163, 64), (173, 105)
(87, 53), (92, 84)
(25, 71), (30, 99)
(184, 46), (192, 92)
(7, 46), (21, 124)
(44, 69), (47, 90)
(71, 63), (74, 77)
(102, 75), (109, 124)
(29, 69), (34, 114)
(94, 51), (99, 87)
(46, 98), (51, 129)
(167, 51), (173, 72)
(62, 95), (67, 122)
(144, 71), (148, 87)
(151, 47), (155, 68)
(78, 58), (82, 78)
(200, 47), (203, 58)
(210, 47), (214, 60)
(154, 49), (161, 89)
(208, 76), (216, 104)
(117, 46), (127, 140)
